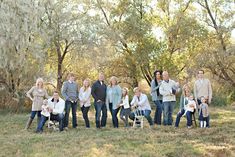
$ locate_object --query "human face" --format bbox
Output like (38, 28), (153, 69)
(84, 80), (89, 87)
(162, 71), (169, 81)
(53, 93), (59, 100)
(201, 97), (206, 103)
(198, 71), (204, 79)
(38, 81), (43, 88)
(99, 73), (105, 81)
(155, 72), (161, 80)
(69, 76), (75, 82)
(122, 89), (127, 96)
(189, 95), (194, 100)
(111, 79), (116, 86)
(135, 90), (141, 97)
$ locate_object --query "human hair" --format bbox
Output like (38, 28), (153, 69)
(133, 87), (141, 93)
(67, 73), (75, 79)
(122, 87), (129, 97)
(83, 78), (91, 91)
(109, 76), (118, 86)
(182, 84), (190, 97)
(36, 78), (44, 88)
(153, 70), (162, 96)
(53, 90), (59, 94)
(198, 70), (204, 74)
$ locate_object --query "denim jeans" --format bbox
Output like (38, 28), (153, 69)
(81, 106), (90, 128)
(64, 100), (77, 128)
(112, 107), (120, 128)
(197, 99), (210, 127)
(94, 101), (107, 128)
(153, 100), (163, 125)
(30, 111), (41, 119)
(129, 110), (153, 126)
(120, 107), (131, 127)
(37, 113), (64, 132)
(163, 101), (175, 125)
(175, 109), (185, 127)
(186, 111), (193, 127)
(109, 103), (113, 116)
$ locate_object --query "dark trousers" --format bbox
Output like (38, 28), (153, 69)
(120, 107), (131, 127)
(153, 100), (163, 125)
(94, 101), (107, 128)
(112, 107), (120, 128)
(30, 111), (41, 119)
(64, 100), (77, 128)
(81, 106), (90, 128)
(197, 99), (210, 127)
(37, 113), (64, 132)
(175, 109), (185, 127)
(109, 103), (113, 116)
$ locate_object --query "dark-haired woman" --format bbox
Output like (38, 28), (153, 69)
(150, 70), (163, 125)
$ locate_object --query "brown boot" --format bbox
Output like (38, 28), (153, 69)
(25, 117), (33, 130)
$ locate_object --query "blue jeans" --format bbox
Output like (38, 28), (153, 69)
(64, 100), (77, 128)
(94, 101), (107, 128)
(120, 107), (131, 127)
(197, 99), (210, 127)
(163, 101), (175, 125)
(153, 100), (163, 125)
(37, 113), (64, 132)
(186, 111), (193, 127)
(81, 106), (90, 128)
(129, 110), (153, 126)
(175, 109), (185, 127)
(30, 111), (41, 119)
(112, 107), (120, 128)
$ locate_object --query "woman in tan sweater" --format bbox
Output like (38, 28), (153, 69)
(25, 78), (49, 130)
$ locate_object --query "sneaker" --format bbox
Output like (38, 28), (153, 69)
(187, 126), (192, 129)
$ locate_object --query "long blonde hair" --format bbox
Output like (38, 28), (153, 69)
(182, 84), (190, 97)
(83, 78), (90, 91)
(36, 78), (44, 88)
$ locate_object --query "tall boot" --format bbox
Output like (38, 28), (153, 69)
(25, 117), (33, 130)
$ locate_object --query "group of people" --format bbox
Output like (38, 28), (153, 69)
(25, 69), (212, 133)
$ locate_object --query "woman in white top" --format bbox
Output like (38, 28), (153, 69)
(119, 88), (131, 127)
(79, 79), (91, 128)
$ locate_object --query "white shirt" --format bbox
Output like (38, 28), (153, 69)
(120, 95), (130, 109)
(130, 93), (151, 111)
(185, 99), (197, 112)
(159, 79), (179, 102)
(79, 87), (91, 107)
(48, 97), (65, 115)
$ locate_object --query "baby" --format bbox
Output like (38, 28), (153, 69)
(41, 99), (50, 117)
(199, 96), (209, 128)
(183, 94), (197, 116)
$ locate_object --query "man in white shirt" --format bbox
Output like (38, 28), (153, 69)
(159, 71), (179, 126)
(36, 91), (65, 133)
(129, 87), (153, 126)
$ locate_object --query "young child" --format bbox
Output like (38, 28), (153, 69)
(199, 96), (209, 128)
(41, 99), (50, 118)
(183, 94), (197, 116)
(119, 87), (131, 127)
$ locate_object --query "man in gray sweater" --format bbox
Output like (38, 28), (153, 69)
(62, 73), (79, 129)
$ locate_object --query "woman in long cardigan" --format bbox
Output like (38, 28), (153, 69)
(106, 76), (122, 128)
(25, 78), (49, 129)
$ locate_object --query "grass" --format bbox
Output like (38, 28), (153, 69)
(0, 106), (235, 157)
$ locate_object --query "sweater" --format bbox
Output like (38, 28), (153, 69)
(150, 79), (163, 101)
(159, 79), (179, 102)
(91, 80), (107, 102)
(106, 85), (122, 110)
(194, 78), (212, 103)
(61, 81), (79, 101)
(79, 87), (91, 107)
(48, 98), (65, 115)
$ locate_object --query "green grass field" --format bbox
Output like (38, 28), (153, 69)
(0, 106), (235, 157)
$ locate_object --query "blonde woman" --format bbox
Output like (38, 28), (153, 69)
(79, 79), (91, 128)
(106, 76), (122, 128)
(25, 78), (49, 129)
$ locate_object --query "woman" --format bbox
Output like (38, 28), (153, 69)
(150, 70), (163, 125)
(175, 83), (191, 128)
(106, 76), (122, 128)
(119, 87), (131, 127)
(79, 79), (91, 128)
(25, 78), (49, 129)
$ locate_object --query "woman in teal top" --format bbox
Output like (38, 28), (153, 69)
(106, 76), (122, 128)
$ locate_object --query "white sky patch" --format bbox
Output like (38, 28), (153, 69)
(152, 26), (165, 41)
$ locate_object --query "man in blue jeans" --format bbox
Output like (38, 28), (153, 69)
(160, 71), (180, 126)
(62, 73), (79, 129)
(129, 87), (153, 127)
(91, 73), (107, 128)
(36, 91), (65, 133)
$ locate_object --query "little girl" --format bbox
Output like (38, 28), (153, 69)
(199, 96), (209, 128)
(41, 99), (50, 118)
(119, 88), (131, 127)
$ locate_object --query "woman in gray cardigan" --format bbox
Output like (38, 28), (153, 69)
(106, 76), (122, 128)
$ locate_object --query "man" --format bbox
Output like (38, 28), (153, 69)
(91, 73), (107, 128)
(194, 70), (212, 127)
(159, 71), (179, 126)
(36, 91), (65, 133)
(129, 87), (153, 127)
(62, 73), (79, 129)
